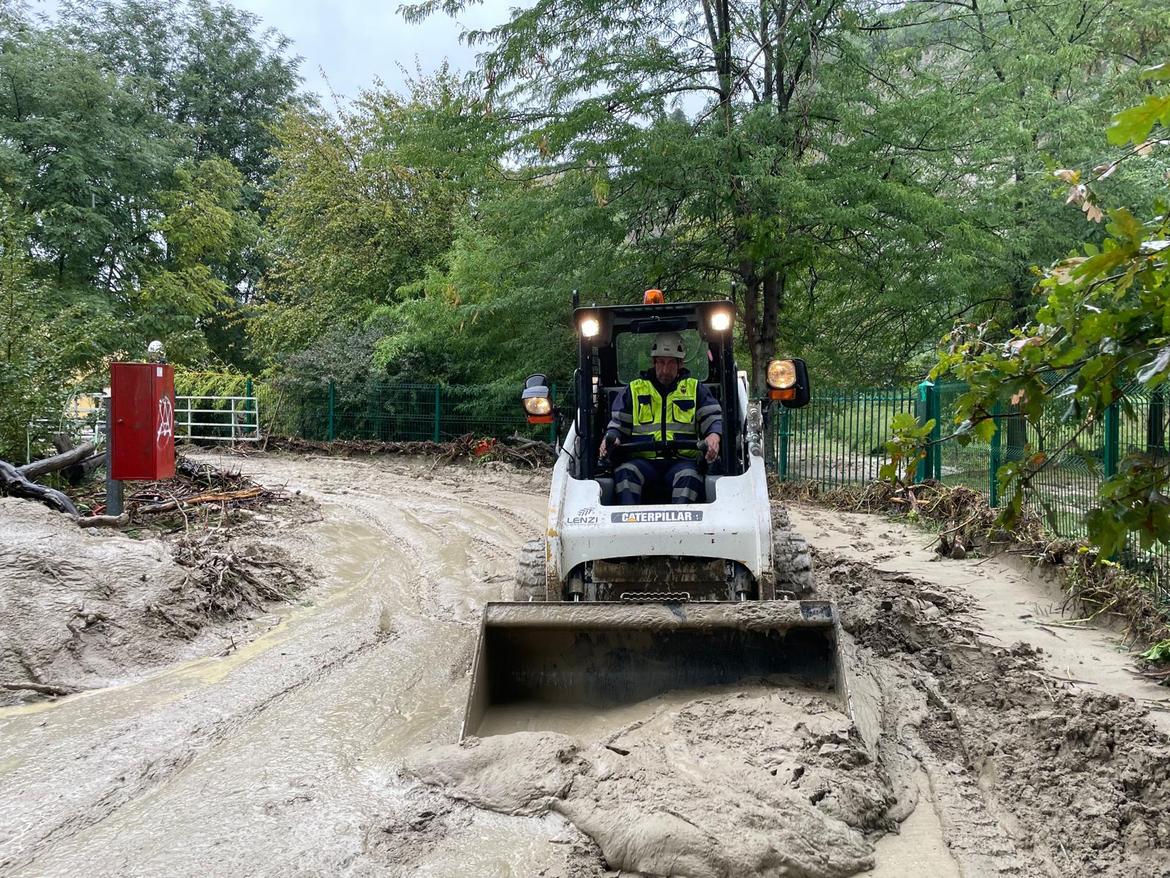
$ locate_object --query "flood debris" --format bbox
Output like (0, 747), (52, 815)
(150, 532), (306, 638)
(77, 454), (300, 526)
(0, 457), (315, 701)
(268, 432), (557, 468)
(776, 477), (1170, 685)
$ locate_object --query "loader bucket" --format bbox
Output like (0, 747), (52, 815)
(461, 600), (849, 739)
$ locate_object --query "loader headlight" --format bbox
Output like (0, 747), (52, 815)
(709, 309), (733, 332)
(521, 373), (554, 423)
(579, 316), (601, 339)
(767, 359), (797, 390)
(765, 358), (810, 407)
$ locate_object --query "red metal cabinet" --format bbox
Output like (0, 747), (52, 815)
(110, 362), (176, 481)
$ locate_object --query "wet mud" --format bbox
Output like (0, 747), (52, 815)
(0, 495), (311, 700)
(408, 689), (884, 878)
(1, 455), (1168, 877)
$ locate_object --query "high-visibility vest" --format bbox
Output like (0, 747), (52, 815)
(629, 377), (699, 458)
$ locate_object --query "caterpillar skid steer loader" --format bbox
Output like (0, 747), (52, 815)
(461, 290), (849, 738)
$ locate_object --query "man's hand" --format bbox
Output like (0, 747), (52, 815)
(599, 435), (619, 458)
(704, 433), (720, 463)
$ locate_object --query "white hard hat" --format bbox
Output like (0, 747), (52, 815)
(650, 331), (685, 359)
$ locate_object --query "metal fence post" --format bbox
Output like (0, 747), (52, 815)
(932, 383), (942, 481)
(433, 385), (442, 442)
(1104, 400), (1119, 479)
(777, 405), (790, 480)
(915, 380), (936, 483)
(245, 376), (254, 436)
(988, 402), (1002, 508)
(105, 392), (123, 516)
(327, 380), (336, 441)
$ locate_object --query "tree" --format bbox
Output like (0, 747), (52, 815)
(53, 0), (303, 369)
(928, 64), (1170, 555)
(253, 69), (504, 367)
(877, 0), (1170, 328)
(402, 0), (1007, 390)
(0, 195), (73, 460)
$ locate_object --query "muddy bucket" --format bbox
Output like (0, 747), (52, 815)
(461, 601), (848, 739)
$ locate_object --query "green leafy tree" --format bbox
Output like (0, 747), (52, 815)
(928, 64), (1170, 555)
(878, 0), (1170, 330)
(254, 68), (504, 367)
(402, 0), (1011, 390)
(53, 0), (303, 368)
(0, 195), (73, 460)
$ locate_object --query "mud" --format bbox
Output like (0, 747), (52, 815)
(1, 454), (1168, 877)
(0, 491), (311, 702)
(408, 688), (885, 878)
(815, 550), (1170, 877)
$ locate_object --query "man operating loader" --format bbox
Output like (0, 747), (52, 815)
(598, 331), (722, 504)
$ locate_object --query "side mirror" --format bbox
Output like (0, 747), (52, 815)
(766, 358), (810, 409)
(521, 373), (554, 424)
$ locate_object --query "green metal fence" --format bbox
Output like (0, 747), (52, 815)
(259, 380), (562, 445)
(772, 381), (1170, 601)
(771, 387), (918, 486)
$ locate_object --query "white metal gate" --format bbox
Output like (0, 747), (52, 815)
(26, 393), (260, 461)
(175, 395), (260, 442)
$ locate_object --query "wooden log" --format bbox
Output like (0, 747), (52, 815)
(0, 680), (79, 697)
(77, 511), (132, 528)
(18, 439), (97, 481)
(0, 458), (79, 517)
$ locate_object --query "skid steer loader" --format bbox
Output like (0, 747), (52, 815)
(461, 290), (849, 738)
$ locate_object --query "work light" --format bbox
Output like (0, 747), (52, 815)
(767, 359), (797, 390)
(709, 310), (733, 332)
(579, 316), (601, 338)
(521, 373), (554, 423)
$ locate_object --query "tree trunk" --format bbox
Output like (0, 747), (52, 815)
(0, 458), (79, 517)
(19, 437), (97, 481)
(741, 264), (784, 396)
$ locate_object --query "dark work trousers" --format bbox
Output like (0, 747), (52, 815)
(614, 458), (703, 505)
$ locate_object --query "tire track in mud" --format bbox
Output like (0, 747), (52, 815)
(820, 551), (1170, 878)
(1, 632), (391, 874)
(317, 479), (541, 627)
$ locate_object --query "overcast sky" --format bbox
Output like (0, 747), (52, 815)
(229, 0), (513, 104)
(35, 0), (515, 104)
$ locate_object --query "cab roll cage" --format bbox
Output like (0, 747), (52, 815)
(571, 290), (739, 481)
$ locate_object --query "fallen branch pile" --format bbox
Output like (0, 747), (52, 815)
(77, 455), (294, 527)
(267, 432), (556, 468)
(148, 532), (307, 638)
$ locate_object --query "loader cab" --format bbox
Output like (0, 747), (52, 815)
(568, 298), (745, 500)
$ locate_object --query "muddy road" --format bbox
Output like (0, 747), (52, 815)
(1, 453), (1168, 877)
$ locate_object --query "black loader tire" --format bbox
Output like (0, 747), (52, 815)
(773, 518), (814, 597)
(513, 537), (547, 602)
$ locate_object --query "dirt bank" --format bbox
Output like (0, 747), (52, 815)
(0, 488), (311, 702)
(1, 454), (1167, 877)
